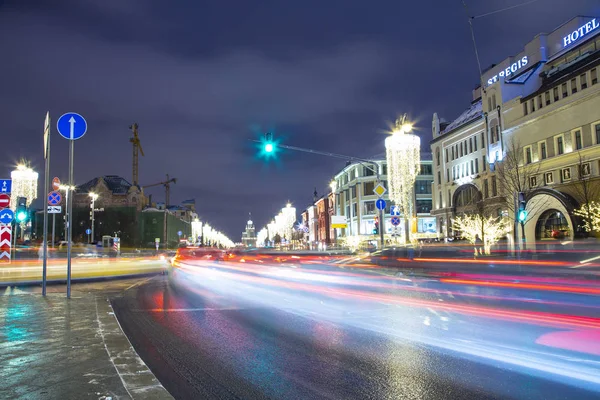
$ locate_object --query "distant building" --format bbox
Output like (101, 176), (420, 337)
(74, 175), (147, 210)
(241, 215), (257, 248)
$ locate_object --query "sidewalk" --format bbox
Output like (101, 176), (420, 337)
(0, 279), (173, 399)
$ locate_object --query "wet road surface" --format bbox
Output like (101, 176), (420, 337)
(111, 260), (600, 399)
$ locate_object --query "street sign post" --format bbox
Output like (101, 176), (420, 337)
(155, 237), (160, 251)
(376, 199), (386, 210)
(52, 177), (61, 191)
(0, 194), (10, 209)
(0, 179), (12, 194)
(0, 224), (11, 262)
(391, 216), (401, 226)
(0, 209), (14, 225)
(57, 112), (88, 299)
(42, 111), (52, 295)
(390, 206), (401, 216)
(48, 206), (62, 213)
(373, 183), (387, 197)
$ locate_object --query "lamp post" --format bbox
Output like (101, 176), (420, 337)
(385, 115), (420, 244)
(89, 193), (98, 244)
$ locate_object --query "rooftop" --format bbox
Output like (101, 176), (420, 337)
(77, 175), (134, 195)
(440, 100), (482, 135)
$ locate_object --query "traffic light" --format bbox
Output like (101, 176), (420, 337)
(16, 196), (28, 223)
(517, 192), (527, 223)
(259, 132), (278, 159)
(373, 216), (379, 234)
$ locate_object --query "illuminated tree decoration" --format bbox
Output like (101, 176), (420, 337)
(452, 215), (512, 255)
(10, 164), (38, 211)
(574, 201), (600, 233)
(385, 115), (420, 242)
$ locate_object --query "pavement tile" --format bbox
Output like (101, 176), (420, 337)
(0, 280), (173, 400)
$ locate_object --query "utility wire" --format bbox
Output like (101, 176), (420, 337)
(462, 0), (485, 92)
(471, 0), (542, 20)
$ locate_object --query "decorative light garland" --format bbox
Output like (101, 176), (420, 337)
(385, 116), (420, 242)
(574, 201), (600, 232)
(10, 164), (39, 210)
(452, 215), (511, 255)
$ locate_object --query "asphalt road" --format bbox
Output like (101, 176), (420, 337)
(111, 260), (600, 400)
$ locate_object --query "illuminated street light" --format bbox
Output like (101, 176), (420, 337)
(385, 114), (420, 244)
(10, 164), (38, 211)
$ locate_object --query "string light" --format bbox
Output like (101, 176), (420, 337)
(10, 164), (38, 210)
(574, 201), (600, 232)
(452, 215), (511, 255)
(385, 116), (420, 242)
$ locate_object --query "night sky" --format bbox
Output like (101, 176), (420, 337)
(1, 0), (598, 240)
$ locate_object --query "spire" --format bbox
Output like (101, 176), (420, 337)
(313, 187), (318, 202)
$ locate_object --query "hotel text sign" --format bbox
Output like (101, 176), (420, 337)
(563, 19), (599, 48)
(487, 56), (529, 86)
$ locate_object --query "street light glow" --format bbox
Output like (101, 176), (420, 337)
(265, 143), (274, 153)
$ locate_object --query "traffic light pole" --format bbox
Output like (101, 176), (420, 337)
(252, 139), (386, 249)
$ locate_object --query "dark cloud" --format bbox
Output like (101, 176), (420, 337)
(0, 0), (598, 239)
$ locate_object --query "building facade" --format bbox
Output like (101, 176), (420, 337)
(329, 158), (435, 244)
(432, 15), (600, 242)
(241, 216), (257, 248)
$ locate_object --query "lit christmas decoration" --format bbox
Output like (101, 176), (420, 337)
(385, 115), (420, 243)
(574, 201), (600, 232)
(257, 203), (297, 246)
(10, 164), (38, 211)
(452, 215), (512, 255)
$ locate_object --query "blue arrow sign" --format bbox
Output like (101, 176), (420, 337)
(390, 205), (401, 216)
(57, 112), (87, 140)
(376, 198), (386, 210)
(391, 216), (401, 226)
(0, 209), (14, 224)
(0, 179), (11, 194)
(86, 228), (91, 235)
(177, 231), (182, 237)
(48, 191), (62, 206)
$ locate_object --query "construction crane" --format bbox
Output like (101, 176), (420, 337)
(143, 174), (177, 207)
(128, 123), (145, 186)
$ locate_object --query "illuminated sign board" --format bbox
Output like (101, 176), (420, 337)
(487, 56), (529, 85)
(563, 18), (599, 47)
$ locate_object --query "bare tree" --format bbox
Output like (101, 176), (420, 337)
(569, 152), (600, 233)
(494, 139), (547, 241)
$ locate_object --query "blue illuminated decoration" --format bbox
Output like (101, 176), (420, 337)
(563, 19), (599, 48)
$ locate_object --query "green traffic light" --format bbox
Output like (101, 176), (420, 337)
(16, 211), (27, 222)
(518, 210), (527, 222)
(265, 143), (274, 153)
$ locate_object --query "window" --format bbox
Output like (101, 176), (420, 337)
(545, 172), (554, 185)
(363, 201), (376, 215)
(530, 99), (535, 112)
(437, 171), (441, 185)
(483, 179), (489, 198)
(483, 156), (487, 171)
(540, 141), (547, 159)
(592, 68), (598, 85)
(574, 130), (582, 150)
(561, 168), (571, 182)
(364, 166), (374, 176)
(382, 164), (387, 175)
(487, 97), (492, 112)
(571, 78), (577, 94)
(595, 124), (600, 144)
(353, 203), (358, 217)
(553, 87), (559, 101)
(562, 83), (568, 98)
(557, 136), (564, 155)
(581, 73), (588, 89)
(446, 168), (450, 182)
(492, 94), (497, 109)
(580, 162), (591, 177)
(545, 91), (550, 106)
(363, 181), (374, 195)
(529, 176), (537, 187)
(481, 131), (485, 147)
(420, 164), (432, 175)
(470, 160), (474, 175)
(451, 146), (455, 160)
(439, 192), (442, 209)
(538, 95), (543, 109)
(474, 136), (477, 151)
(436, 150), (440, 166)
(525, 146), (532, 164)
(460, 143), (463, 157)
(445, 148), (448, 163)
(448, 190), (452, 207)
(351, 186), (357, 199)
(475, 159), (479, 174)
(491, 176), (497, 197)
(416, 199), (432, 214)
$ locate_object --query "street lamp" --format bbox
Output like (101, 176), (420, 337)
(89, 192), (98, 243)
(385, 114), (420, 244)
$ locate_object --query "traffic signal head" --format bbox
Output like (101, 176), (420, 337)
(264, 142), (274, 153)
(16, 210), (27, 222)
(518, 210), (528, 223)
(259, 132), (278, 159)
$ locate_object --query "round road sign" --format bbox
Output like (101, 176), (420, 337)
(0, 194), (10, 209)
(52, 177), (61, 191)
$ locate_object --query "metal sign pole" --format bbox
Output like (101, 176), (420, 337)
(42, 112), (51, 296)
(67, 140), (74, 299)
(51, 213), (56, 248)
